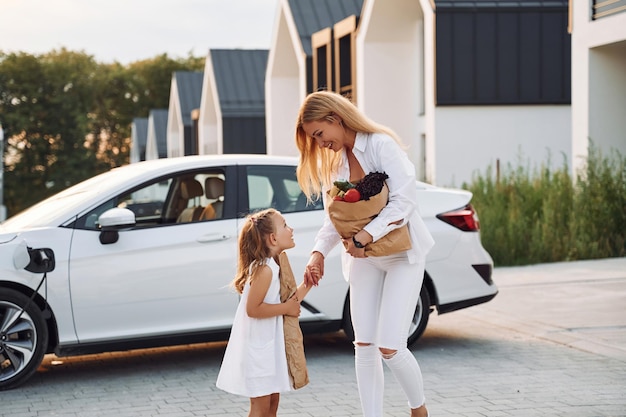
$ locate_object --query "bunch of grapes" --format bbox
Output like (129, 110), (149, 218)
(355, 172), (389, 200)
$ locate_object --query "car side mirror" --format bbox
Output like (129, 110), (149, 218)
(98, 208), (136, 244)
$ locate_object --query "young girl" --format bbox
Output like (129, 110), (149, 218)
(216, 208), (313, 417)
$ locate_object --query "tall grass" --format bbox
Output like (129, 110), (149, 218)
(464, 144), (625, 266)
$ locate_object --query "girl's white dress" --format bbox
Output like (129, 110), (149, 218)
(216, 258), (293, 397)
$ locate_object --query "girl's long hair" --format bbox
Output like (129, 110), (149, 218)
(295, 91), (405, 201)
(232, 208), (278, 293)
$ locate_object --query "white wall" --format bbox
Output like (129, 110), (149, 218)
(359, 40), (423, 170)
(199, 53), (221, 155)
(357, 0), (428, 180)
(145, 111), (161, 161)
(588, 42), (626, 154)
(571, 3), (626, 173)
(166, 79), (183, 158)
(265, 0), (306, 157)
(435, 105), (572, 187)
(145, 121), (158, 160)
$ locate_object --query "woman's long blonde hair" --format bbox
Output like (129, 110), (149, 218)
(295, 91), (405, 201)
(232, 208), (278, 294)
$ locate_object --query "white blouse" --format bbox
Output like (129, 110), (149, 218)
(311, 131), (435, 271)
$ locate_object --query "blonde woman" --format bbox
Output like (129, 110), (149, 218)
(296, 91), (434, 417)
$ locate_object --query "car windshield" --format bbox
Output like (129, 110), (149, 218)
(1, 169), (124, 231)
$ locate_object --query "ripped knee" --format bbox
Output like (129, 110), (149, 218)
(379, 347), (397, 359)
(354, 341), (372, 347)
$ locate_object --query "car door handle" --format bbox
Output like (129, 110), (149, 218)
(196, 233), (231, 243)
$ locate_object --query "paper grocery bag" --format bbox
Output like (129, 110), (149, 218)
(327, 183), (412, 257)
(278, 252), (309, 389)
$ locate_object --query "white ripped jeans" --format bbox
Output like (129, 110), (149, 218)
(349, 252), (426, 417)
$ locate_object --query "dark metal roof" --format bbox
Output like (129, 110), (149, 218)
(209, 49), (268, 118)
(149, 109), (169, 158)
(132, 118), (148, 143)
(173, 71), (204, 126)
(288, 0), (364, 55)
(435, 0), (568, 10)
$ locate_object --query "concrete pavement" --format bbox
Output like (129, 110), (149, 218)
(1, 257), (625, 417)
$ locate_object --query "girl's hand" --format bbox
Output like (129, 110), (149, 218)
(284, 294), (301, 317)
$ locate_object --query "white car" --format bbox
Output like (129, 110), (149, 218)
(0, 154), (496, 390)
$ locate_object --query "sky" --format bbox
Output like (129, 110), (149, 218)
(1, 0), (279, 64)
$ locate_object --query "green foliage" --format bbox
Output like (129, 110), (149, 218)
(465, 144), (625, 266)
(0, 49), (204, 217)
(0, 49), (102, 212)
(570, 145), (626, 260)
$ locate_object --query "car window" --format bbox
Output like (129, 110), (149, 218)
(119, 179), (171, 221)
(248, 175), (274, 210)
(175, 172), (226, 222)
(73, 169), (227, 230)
(245, 165), (322, 214)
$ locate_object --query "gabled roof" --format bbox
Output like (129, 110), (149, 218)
(150, 109), (169, 159)
(210, 49), (268, 117)
(173, 71), (204, 125)
(288, 0), (364, 55)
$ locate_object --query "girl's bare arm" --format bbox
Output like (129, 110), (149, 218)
(247, 265), (300, 318)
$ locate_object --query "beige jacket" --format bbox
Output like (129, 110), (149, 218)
(278, 252), (309, 389)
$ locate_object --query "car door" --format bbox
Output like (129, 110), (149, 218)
(67, 166), (241, 343)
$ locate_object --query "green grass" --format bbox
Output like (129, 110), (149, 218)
(463, 144), (626, 266)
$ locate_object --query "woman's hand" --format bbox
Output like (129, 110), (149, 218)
(344, 230), (372, 258)
(344, 237), (367, 258)
(304, 251), (325, 287)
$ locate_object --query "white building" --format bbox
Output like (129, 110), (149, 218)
(265, 0), (574, 187)
(571, 0), (626, 174)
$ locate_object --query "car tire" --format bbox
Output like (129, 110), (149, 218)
(0, 288), (49, 391)
(407, 286), (431, 346)
(342, 284), (431, 346)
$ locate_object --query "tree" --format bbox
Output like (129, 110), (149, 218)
(89, 53), (204, 169)
(0, 49), (204, 216)
(0, 49), (102, 215)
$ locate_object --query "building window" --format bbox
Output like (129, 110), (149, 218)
(312, 27), (333, 92)
(334, 15), (358, 101)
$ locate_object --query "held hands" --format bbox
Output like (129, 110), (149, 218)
(307, 265), (321, 283)
(304, 252), (324, 287)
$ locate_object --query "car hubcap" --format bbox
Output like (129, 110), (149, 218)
(0, 301), (37, 382)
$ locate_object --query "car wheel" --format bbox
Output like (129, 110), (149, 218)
(407, 286), (431, 346)
(0, 288), (49, 390)
(342, 285), (431, 346)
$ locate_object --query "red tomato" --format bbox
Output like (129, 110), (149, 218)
(333, 195), (344, 201)
(343, 188), (361, 202)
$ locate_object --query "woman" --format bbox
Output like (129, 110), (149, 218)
(295, 91), (434, 417)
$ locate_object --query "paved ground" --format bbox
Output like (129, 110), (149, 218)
(2, 257), (625, 417)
